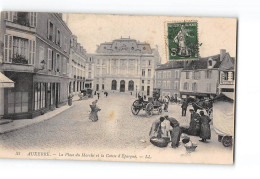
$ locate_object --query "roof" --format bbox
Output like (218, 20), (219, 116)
(156, 61), (184, 70)
(183, 54), (221, 70)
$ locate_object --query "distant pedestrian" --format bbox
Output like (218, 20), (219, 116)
(105, 91), (108, 97)
(181, 99), (188, 116)
(97, 92), (100, 99)
(164, 96), (169, 112)
(89, 100), (101, 122)
(199, 111), (211, 142)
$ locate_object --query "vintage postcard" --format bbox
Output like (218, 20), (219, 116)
(0, 12), (237, 164)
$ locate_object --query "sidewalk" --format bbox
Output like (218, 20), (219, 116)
(0, 104), (72, 134)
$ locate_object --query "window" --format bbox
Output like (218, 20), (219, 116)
(13, 37), (29, 63)
(88, 64), (92, 70)
(194, 71), (201, 80)
(12, 12), (30, 27)
(39, 46), (45, 67)
(142, 80), (144, 84)
(88, 72), (91, 78)
(142, 86), (144, 91)
(7, 90), (29, 114)
(56, 53), (61, 72)
(4, 35), (35, 65)
(111, 80), (117, 90)
(186, 72), (190, 79)
(184, 82), (189, 90)
(4, 12), (13, 21)
(148, 80), (150, 85)
(148, 60), (151, 66)
(167, 71), (171, 78)
(97, 59), (100, 65)
(175, 70), (179, 79)
(63, 57), (67, 74)
(206, 70), (212, 79)
(34, 83), (46, 111)
(174, 81), (179, 90)
(208, 60), (212, 67)
(64, 36), (68, 52)
(192, 83), (197, 92)
(163, 71), (166, 78)
(223, 72), (228, 80)
(48, 21), (54, 42)
(48, 48), (53, 70)
(56, 29), (61, 46)
(142, 69), (145, 77)
(148, 69), (151, 77)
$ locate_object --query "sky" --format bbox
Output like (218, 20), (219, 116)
(65, 13), (237, 63)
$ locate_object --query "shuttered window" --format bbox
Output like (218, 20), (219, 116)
(4, 35), (13, 62)
(47, 49), (53, 70)
(4, 12), (13, 21)
(28, 40), (35, 64)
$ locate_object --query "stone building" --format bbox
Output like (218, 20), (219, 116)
(179, 49), (234, 99)
(155, 61), (184, 98)
(93, 37), (161, 97)
(69, 35), (88, 94)
(0, 12), (72, 119)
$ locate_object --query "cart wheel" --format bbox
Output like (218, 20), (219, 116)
(146, 103), (154, 117)
(222, 136), (232, 147)
(131, 100), (141, 115)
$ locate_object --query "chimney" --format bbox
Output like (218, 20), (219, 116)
(220, 49), (226, 61)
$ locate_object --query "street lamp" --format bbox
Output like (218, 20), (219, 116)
(136, 85), (137, 98)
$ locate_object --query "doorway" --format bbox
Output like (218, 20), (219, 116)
(120, 80), (125, 92)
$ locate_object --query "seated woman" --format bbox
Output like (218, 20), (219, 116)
(89, 100), (101, 122)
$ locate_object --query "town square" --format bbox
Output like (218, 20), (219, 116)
(0, 12), (236, 164)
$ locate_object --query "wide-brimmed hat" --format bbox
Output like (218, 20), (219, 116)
(189, 109), (194, 112)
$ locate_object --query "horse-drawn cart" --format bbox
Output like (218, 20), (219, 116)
(131, 97), (163, 116)
(131, 89), (163, 117)
(213, 93), (235, 147)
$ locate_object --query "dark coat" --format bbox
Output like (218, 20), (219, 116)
(199, 115), (211, 139)
(188, 112), (200, 136)
(181, 101), (188, 109)
(170, 125), (182, 148)
(89, 104), (101, 122)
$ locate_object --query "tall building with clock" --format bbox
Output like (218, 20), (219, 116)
(93, 37), (161, 97)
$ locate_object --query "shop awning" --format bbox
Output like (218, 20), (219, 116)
(0, 72), (14, 88)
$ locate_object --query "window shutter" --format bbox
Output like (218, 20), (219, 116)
(47, 49), (52, 70)
(34, 12), (37, 27)
(60, 33), (62, 47)
(8, 35), (13, 63)
(29, 40), (32, 64)
(29, 12), (33, 27)
(47, 20), (50, 39)
(4, 35), (8, 62)
(5, 12), (13, 22)
(32, 41), (36, 64)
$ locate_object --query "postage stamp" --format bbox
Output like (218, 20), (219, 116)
(167, 21), (199, 61)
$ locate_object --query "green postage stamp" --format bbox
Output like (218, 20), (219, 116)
(167, 21), (199, 61)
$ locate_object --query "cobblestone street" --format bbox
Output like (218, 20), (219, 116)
(0, 93), (232, 163)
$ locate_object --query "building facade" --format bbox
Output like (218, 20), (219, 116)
(155, 61), (184, 98)
(69, 35), (88, 94)
(179, 49), (234, 99)
(0, 12), (72, 119)
(218, 50), (235, 94)
(93, 37), (160, 97)
(85, 54), (95, 89)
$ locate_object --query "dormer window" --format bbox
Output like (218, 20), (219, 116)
(208, 60), (212, 67)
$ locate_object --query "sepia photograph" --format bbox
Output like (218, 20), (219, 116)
(0, 12), (237, 164)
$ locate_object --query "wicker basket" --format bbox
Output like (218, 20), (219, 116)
(185, 145), (197, 153)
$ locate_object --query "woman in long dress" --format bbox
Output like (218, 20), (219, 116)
(89, 100), (101, 122)
(199, 111), (211, 142)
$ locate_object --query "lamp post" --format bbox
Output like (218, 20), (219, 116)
(136, 85), (137, 98)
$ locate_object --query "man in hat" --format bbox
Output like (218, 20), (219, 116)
(188, 109), (201, 136)
(199, 111), (211, 142)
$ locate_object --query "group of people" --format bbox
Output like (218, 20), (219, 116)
(149, 115), (182, 148)
(149, 104), (211, 148)
(186, 109), (211, 142)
